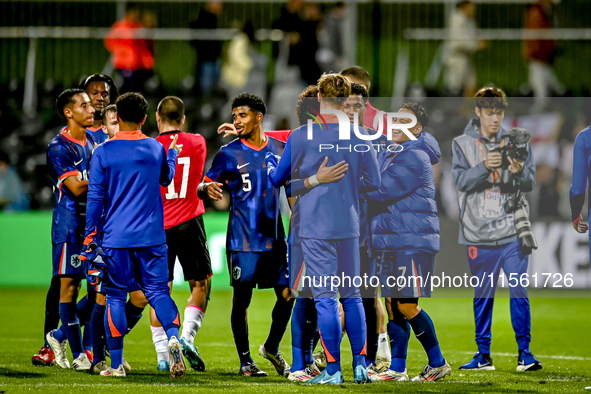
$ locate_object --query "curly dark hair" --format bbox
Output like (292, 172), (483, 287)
(401, 102), (429, 127)
(350, 82), (368, 104)
(295, 85), (320, 127)
(232, 93), (267, 115)
(56, 88), (85, 121)
(116, 92), (148, 124)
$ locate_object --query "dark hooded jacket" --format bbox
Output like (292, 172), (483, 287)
(368, 132), (441, 254)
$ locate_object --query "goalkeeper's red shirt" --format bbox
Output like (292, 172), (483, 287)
(156, 131), (207, 230)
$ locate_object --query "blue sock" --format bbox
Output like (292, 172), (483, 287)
(291, 298), (309, 372)
(59, 302), (83, 359)
(108, 346), (124, 369)
(341, 298), (367, 369)
(387, 315), (410, 372)
(90, 303), (106, 363)
(53, 325), (67, 343)
(104, 298), (126, 369)
(77, 295), (95, 352)
(151, 293), (180, 340)
(303, 300), (318, 366)
(314, 298), (341, 375)
(125, 301), (144, 334)
(408, 310), (445, 368)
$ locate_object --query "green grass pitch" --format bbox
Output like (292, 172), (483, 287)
(1, 287), (590, 393)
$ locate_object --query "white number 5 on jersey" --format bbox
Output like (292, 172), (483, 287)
(242, 173), (251, 192)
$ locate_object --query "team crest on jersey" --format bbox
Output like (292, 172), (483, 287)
(70, 254), (81, 268)
(232, 266), (242, 280)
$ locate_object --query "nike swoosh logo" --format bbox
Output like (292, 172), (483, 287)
(415, 331), (425, 337)
(478, 362), (490, 368)
(237, 163), (249, 169)
(319, 377), (337, 384)
(242, 352), (249, 355)
(74, 159), (83, 166)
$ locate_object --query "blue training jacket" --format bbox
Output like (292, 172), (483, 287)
(85, 130), (177, 249)
(368, 132), (441, 255)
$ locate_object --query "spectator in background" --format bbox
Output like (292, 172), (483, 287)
(0, 150), (29, 211)
(523, 0), (564, 112)
(293, 3), (322, 86)
(190, 1), (224, 100)
(443, 1), (486, 97)
(221, 22), (268, 108)
(318, 2), (346, 73)
(104, 2), (154, 93)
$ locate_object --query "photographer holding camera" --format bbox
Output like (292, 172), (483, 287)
(452, 86), (542, 372)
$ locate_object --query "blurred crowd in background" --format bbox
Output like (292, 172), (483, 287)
(0, 0), (589, 222)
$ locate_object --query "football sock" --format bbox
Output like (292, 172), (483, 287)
(408, 310), (445, 368)
(151, 295), (180, 340)
(315, 298), (341, 375)
(388, 310), (410, 373)
(231, 287), (254, 365)
(77, 294), (95, 352)
(43, 276), (61, 347)
(53, 325), (67, 343)
(362, 297), (378, 365)
(90, 303), (106, 363)
(291, 298), (310, 372)
(104, 300), (126, 369)
(151, 326), (169, 362)
(313, 329), (320, 350)
(265, 293), (294, 354)
(377, 332), (392, 363)
(302, 299), (318, 366)
(341, 298), (367, 369)
(59, 302), (84, 359)
(181, 305), (205, 343)
(125, 301), (144, 334)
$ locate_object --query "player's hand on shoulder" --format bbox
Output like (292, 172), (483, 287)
(218, 123), (238, 138)
(316, 156), (348, 184)
(169, 134), (183, 155)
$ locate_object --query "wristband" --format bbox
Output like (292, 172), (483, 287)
(308, 175), (320, 187)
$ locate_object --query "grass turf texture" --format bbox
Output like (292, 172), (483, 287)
(1, 287), (590, 393)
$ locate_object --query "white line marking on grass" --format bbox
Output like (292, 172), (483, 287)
(412, 349), (591, 361)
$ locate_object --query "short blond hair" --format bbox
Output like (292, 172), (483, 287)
(318, 73), (350, 107)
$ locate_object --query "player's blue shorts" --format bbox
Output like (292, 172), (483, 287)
(83, 258), (142, 294)
(101, 244), (169, 297)
(301, 237), (361, 299)
(52, 242), (83, 277)
(227, 247), (289, 289)
(379, 252), (434, 299)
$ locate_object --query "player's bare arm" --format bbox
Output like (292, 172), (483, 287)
(63, 173), (89, 196)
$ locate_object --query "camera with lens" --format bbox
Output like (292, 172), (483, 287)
(505, 189), (538, 255)
(490, 127), (531, 168)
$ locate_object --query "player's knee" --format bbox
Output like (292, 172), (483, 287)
(130, 290), (149, 308)
(397, 301), (421, 320)
(59, 278), (79, 302)
(96, 292), (107, 306)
